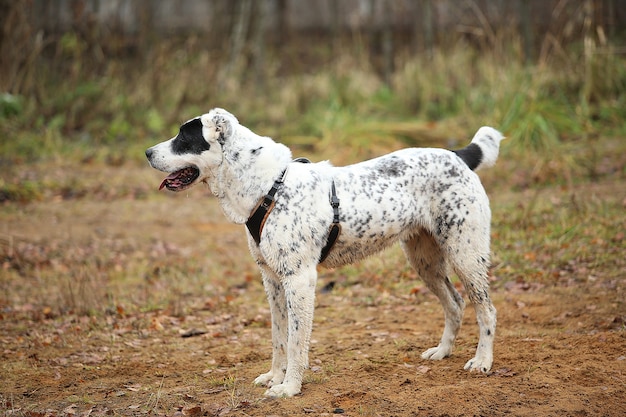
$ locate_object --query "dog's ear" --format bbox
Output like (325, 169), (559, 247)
(201, 108), (238, 146)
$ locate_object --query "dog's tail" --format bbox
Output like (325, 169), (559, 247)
(452, 126), (505, 171)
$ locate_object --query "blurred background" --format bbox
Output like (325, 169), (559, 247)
(1, 6), (625, 410)
(1, 0), (625, 170)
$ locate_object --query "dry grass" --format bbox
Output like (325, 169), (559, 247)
(1, 7), (625, 413)
(0, 133), (624, 416)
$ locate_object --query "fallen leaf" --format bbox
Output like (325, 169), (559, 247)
(416, 365), (431, 374)
(493, 367), (517, 377)
(218, 406), (231, 416)
(150, 316), (164, 331)
(183, 406), (203, 416)
(63, 404), (78, 415)
(125, 383), (142, 392)
(523, 252), (537, 261)
(181, 328), (207, 338)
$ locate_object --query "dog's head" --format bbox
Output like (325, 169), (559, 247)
(145, 108), (237, 192)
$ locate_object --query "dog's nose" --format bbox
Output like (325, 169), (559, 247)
(145, 148), (153, 159)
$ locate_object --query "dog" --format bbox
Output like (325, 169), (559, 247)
(146, 108), (504, 398)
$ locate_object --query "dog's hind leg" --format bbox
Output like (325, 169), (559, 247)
(254, 265), (289, 388)
(264, 265), (317, 398)
(452, 253), (497, 373)
(401, 232), (465, 361)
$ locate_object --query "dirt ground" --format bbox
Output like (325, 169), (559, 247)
(1, 161), (625, 417)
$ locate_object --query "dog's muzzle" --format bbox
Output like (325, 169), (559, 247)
(145, 147), (200, 191)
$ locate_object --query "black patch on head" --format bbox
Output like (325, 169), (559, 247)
(171, 118), (210, 155)
(452, 143), (482, 171)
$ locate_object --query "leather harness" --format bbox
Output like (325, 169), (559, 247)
(245, 158), (341, 263)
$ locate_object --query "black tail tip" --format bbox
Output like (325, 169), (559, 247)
(452, 143), (482, 171)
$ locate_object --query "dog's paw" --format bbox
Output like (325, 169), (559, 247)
(421, 344), (452, 361)
(254, 372), (274, 386)
(254, 371), (286, 387)
(264, 383), (301, 398)
(464, 355), (493, 374)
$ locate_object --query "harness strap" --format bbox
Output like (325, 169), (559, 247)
(319, 180), (341, 263)
(246, 170), (286, 245)
(245, 158), (341, 264)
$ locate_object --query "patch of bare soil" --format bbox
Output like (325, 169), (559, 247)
(1, 165), (625, 417)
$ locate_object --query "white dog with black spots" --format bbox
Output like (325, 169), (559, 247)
(146, 108), (504, 398)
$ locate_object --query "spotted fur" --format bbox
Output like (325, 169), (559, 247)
(146, 108), (504, 398)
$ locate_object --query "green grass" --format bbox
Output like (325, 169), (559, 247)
(1, 33), (625, 171)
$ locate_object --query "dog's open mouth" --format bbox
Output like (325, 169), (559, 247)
(159, 166), (200, 191)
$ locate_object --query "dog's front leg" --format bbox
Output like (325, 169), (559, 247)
(264, 266), (317, 398)
(254, 267), (288, 388)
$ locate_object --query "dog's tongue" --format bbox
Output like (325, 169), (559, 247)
(159, 172), (181, 190)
